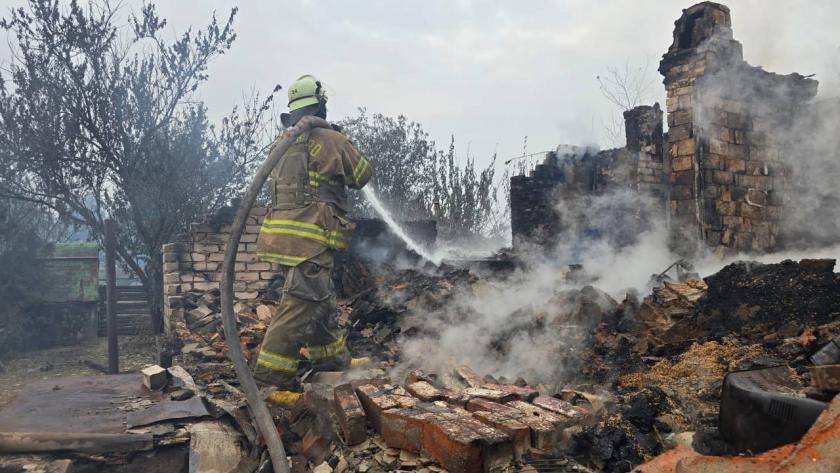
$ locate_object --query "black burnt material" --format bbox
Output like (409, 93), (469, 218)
(696, 259), (840, 339)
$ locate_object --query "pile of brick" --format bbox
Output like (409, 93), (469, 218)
(331, 366), (594, 473)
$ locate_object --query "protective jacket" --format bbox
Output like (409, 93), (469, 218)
(256, 126), (372, 266)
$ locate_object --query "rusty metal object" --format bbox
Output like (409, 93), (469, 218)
(0, 431), (153, 454)
(219, 116), (331, 473)
(719, 366), (828, 453)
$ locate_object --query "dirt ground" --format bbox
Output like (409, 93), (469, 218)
(0, 335), (159, 408)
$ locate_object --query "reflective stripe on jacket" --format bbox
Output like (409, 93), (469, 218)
(257, 126), (372, 266)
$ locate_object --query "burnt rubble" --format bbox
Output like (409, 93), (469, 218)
(3, 2), (840, 473)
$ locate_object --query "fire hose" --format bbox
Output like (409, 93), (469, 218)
(220, 116), (331, 473)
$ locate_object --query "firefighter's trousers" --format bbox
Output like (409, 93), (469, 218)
(253, 250), (349, 389)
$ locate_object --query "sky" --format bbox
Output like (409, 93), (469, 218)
(0, 0), (837, 169)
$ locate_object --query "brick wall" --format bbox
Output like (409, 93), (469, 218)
(162, 206), (279, 335)
(162, 206), (439, 335)
(659, 2), (818, 254)
(510, 105), (666, 250)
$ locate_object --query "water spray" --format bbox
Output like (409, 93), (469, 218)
(362, 186), (441, 265)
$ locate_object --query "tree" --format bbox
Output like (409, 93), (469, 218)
(0, 198), (53, 356)
(597, 58), (657, 147)
(0, 1), (277, 332)
(432, 138), (500, 241)
(339, 109), (502, 241)
(339, 109), (436, 220)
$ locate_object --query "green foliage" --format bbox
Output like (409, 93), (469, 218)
(339, 109), (436, 220)
(0, 199), (48, 356)
(0, 1), (278, 332)
(339, 109), (505, 241)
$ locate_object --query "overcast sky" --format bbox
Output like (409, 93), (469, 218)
(0, 0), (838, 168)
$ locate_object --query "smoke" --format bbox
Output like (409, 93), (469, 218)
(396, 188), (678, 384)
(391, 24), (840, 386)
(780, 98), (840, 247)
(690, 30), (840, 250)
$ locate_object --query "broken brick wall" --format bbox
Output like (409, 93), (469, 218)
(510, 105), (666, 251)
(659, 1), (818, 255)
(162, 206), (278, 335)
(162, 206), (438, 335)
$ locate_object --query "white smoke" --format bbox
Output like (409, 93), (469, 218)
(393, 21), (840, 386)
(397, 188), (679, 384)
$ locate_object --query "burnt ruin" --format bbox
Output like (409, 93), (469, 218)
(512, 1), (834, 257)
(4, 3), (840, 473)
(510, 104), (666, 252)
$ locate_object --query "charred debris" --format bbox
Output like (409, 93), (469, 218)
(3, 2), (840, 473)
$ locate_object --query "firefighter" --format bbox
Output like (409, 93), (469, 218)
(253, 75), (372, 406)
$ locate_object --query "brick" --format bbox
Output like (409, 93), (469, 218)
(808, 364), (840, 391)
(301, 430), (330, 465)
(455, 366), (485, 387)
(235, 253), (258, 263)
(424, 415), (484, 473)
(419, 409), (513, 473)
(355, 384), (416, 432)
(164, 284), (181, 296)
(482, 383), (539, 402)
(713, 170), (733, 185)
(468, 398), (563, 451)
(162, 242), (186, 253)
(671, 169), (694, 186)
(463, 387), (516, 403)
(234, 291), (258, 300)
(506, 400), (575, 450)
(193, 243), (219, 253)
(141, 365), (167, 390)
(672, 156), (693, 172)
(708, 138), (728, 155)
(248, 262), (271, 271)
(471, 410), (530, 459)
(453, 413), (515, 470)
(668, 125), (691, 142)
(724, 157), (746, 172)
(380, 407), (434, 452)
(674, 139), (695, 157)
(440, 388), (470, 407)
(240, 233), (258, 243)
(333, 383), (368, 445)
(236, 271), (260, 281)
(405, 369), (436, 385)
(406, 381), (443, 402)
(466, 398), (526, 417)
(532, 396), (587, 423)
